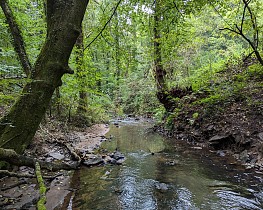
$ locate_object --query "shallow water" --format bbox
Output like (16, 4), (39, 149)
(72, 119), (263, 210)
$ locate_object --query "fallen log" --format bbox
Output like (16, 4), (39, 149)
(35, 162), (47, 210)
(0, 148), (79, 171)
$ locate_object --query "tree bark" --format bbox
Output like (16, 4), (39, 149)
(153, 0), (175, 112)
(114, 11), (121, 84)
(153, 0), (166, 92)
(0, 0), (32, 76)
(0, 0), (89, 154)
(76, 27), (88, 114)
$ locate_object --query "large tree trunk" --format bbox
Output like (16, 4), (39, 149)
(0, 0), (89, 154)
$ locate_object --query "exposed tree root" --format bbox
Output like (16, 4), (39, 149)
(0, 148), (80, 171)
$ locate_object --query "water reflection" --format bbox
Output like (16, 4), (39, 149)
(72, 120), (263, 210)
(103, 123), (165, 153)
(117, 152), (157, 210)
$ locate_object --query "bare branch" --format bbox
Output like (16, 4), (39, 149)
(240, 0), (248, 33)
(219, 27), (240, 35)
(243, 0), (258, 48)
(84, 0), (122, 50)
(173, 1), (184, 18)
(243, 51), (255, 62)
(208, 1), (233, 29)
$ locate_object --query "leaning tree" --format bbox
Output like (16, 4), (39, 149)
(0, 0), (89, 154)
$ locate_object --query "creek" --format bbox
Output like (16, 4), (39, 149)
(71, 119), (263, 210)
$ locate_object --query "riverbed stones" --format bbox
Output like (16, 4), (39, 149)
(83, 155), (104, 166)
(108, 151), (126, 165)
(155, 182), (169, 192)
(258, 132), (263, 141)
(209, 135), (235, 149)
(165, 160), (178, 166)
(110, 151), (125, 160)
(0, 177), (39, 210)
(49, 152), (65, 160)
(240, 150), (249, 163)
(82, 151), (126, 167)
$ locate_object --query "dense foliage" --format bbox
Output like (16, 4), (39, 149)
(0, 0), (262, 124)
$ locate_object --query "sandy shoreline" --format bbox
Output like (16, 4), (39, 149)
(73, 124), (110, 151)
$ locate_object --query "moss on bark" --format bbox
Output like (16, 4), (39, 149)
(0, 0), (89, 154)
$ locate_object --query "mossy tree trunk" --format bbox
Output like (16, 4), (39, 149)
(0, 0), (89, 154)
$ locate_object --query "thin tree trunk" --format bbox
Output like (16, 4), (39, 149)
(0, 0), (89, 154)
(114, 11), (121, 84)
(76, 27), (88, 114)
(0, 0), (32, 76)
(55, 87), (61, 117)
(153, 0), (167, 92)
(153, 0), (175, 112)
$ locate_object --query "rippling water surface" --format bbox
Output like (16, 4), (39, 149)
(72, 119), (263, 210)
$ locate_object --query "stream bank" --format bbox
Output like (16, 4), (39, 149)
(154, 63), (263, 174)
(70, 119), (263, 209)
(0, 121), (110, 209)
(0, 117), (263, 209)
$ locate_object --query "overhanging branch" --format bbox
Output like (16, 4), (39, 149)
(84, 0), (122, 51)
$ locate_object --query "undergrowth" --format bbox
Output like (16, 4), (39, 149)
(163, 58), (263, 128)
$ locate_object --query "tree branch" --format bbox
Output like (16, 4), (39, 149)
(220, 1), (263, 66)
(219, 27), (240, 35)
(240, 0), (247, 33)
(101, 34), (114, 47)
(84, 0), (122, 50)
(173, 1), (184, 18)
(0, 0), (32, 76)
(243, 0), (258, 48)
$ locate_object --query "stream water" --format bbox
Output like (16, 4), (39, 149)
(71, 119), (263, 210)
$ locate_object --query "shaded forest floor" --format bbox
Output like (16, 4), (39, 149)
(154, 61), (263, 173)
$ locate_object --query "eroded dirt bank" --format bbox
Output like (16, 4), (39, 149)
(153, 75), (263, 173)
